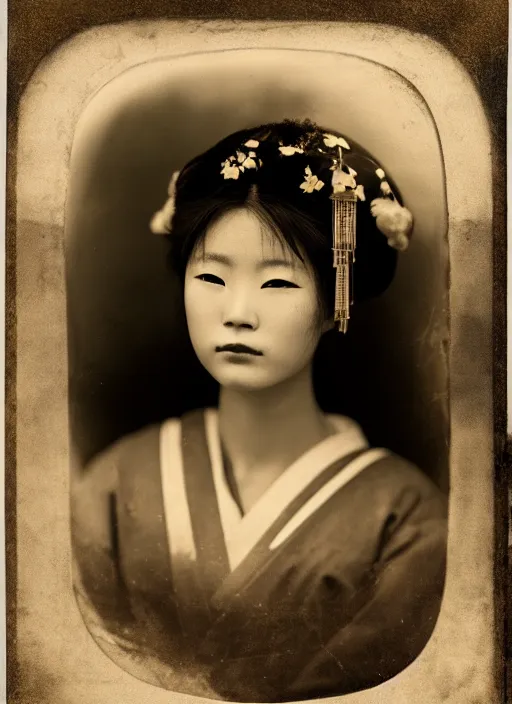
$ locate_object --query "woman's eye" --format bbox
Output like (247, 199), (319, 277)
(195, 273), (225, 286)
(262, 279), (300, 289)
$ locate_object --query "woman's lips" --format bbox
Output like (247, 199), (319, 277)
(215, 343), (263, 356)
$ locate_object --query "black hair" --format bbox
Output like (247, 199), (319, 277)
(165, 119), (399, 318)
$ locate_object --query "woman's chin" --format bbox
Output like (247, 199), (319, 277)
(208, 365), (279, 393)
(215, 375), (274, 393)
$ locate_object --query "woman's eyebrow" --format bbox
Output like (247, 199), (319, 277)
(258, 258), (295, 269)
(197, 252), (232, 266)
(195, 253), (299, 270)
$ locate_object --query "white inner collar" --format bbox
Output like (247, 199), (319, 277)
(204, 408), (369, 571)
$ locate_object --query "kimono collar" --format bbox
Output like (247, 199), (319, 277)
(204, 409), (369, 570)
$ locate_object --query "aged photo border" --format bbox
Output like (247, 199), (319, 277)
(7, 5), (507, 704)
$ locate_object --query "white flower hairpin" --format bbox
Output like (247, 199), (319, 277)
(150, 134), (412, 256)
(328, 142), (365, 201)
(279, 145), (305, 156)
(370, 168), (413, 251)
(150, 170), (180, 235)
(323, 133), (351, 150)
(331, 168), (356, 193)
(326, 137), (413, 332)
(300, 166), (324, 193)
(220, 140), (262, 180)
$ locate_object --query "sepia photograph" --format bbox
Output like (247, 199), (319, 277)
(9, 7), (505, 704)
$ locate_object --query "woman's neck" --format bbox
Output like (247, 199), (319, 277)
(217, 366), (334, 511)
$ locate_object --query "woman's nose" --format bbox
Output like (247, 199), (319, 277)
(222, 290), (259, 330)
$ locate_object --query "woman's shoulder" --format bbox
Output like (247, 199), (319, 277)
(95, 421), (165, 463)
(80, 413), (198, 472)
(327, 414), (446, 506)
(317, 449), (448, 575)
(71, 420), (173, 567)
(364, 448), (444, 489)
(76, 408), (211, 486)
(352, 448), (448, 524)
(72, 423), (165, 509)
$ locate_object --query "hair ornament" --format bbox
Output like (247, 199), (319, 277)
(370, 198), (413, 251)
(354, 184), (365, 201)
(300, 165), (325, 193)
(149, 121), (413, 334)
(329, 145), (357, 332)
(323, 133), (351, 150)
(331, 168), (357, 194)
(221, 144), (261, 179)
(150, 170), (180, 234)
(279, 145), (305, 156)
(371, 167), (413, 252)
(220, 160), (241, 180)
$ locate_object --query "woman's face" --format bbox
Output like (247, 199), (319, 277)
(184, 208), (329, 392)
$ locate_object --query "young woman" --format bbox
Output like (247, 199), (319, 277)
(72, 120), (447, 702)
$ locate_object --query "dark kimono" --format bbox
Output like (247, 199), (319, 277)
(72, 408), (447, 702)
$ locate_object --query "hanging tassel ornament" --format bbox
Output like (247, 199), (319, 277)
(330, 148), (358, 333)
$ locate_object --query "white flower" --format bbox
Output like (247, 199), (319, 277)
(279, 145), (305, 156)
(331, 168), (357, 193)
(221, 162), (240, 179)
(386, 233), (410, 251)
(323, 134), (351, 150)
(149, 170), (180, 234)
(370, 198), (413, 250)
(300, 165), (324, 193)
(167, 170), (180, 196)
(355, 184), (366, 201)
(380, 180), (392, 196)
(245, 139), (259, 148)
(241, 157), (257, 170)
(375, 168), (386, 179)
(150, 204), (175, 234)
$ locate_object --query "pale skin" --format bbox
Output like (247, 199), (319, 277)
(184, 207), (336, 513)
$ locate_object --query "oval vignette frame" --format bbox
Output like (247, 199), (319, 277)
(15, 20), (494, 704)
